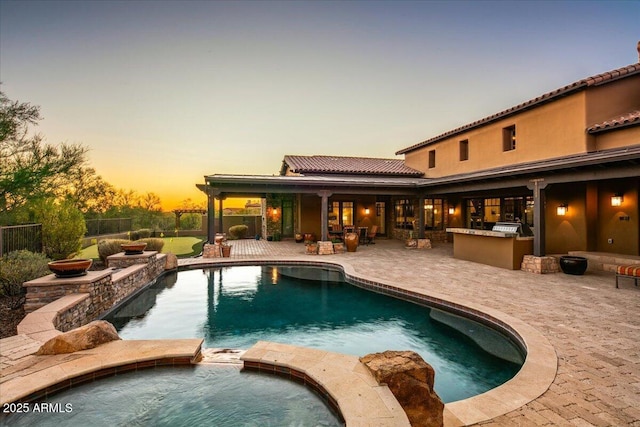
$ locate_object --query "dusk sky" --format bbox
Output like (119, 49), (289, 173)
(1, 1), (638, 210)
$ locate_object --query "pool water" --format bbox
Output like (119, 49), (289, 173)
(105, 266), (522, 403)
(3, 365), (342, 427)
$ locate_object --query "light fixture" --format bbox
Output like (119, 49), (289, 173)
(556, 204), (568, 216)
(448, 207), (455, 215)
(272, 207), (278, 216)
(611, 194), (623, 207)
(364, 207), (370, 215)
(425, 204), (434, 210)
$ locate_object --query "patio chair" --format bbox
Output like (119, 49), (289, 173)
(365, 225), (378, 245)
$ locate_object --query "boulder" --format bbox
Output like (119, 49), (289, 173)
(165, 252), (178, 270)
(360, 350), (444, 427)
(36, 320), (121, 355)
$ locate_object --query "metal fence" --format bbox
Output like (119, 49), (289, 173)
(0, 224), (43, 257)
(85, 218), (133, 237)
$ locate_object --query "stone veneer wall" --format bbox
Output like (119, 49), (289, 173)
(54, 295), (93, 332)
(392, 228), (448, 243)
(23, 252), (167, 329)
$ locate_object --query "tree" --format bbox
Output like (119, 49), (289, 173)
(0, 90), (88, 221)
(60, 165), (117, 215)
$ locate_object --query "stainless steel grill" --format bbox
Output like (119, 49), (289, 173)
(492, 222), (523, 235)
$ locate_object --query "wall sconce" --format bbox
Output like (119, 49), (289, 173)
(448, 207), (455, 215)
(272, 207), (278, 216)
(611, 194), (623, 207)
(556, 204), (568, 216)
(364, 207), (370, 215)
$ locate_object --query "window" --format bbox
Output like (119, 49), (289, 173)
(459, 140), (469, 161)
(503, 125), (516, 151)
(328, 201), (354, 230)
(423, 199), (443, 230)
(395, 199), (414, 229)
(466, 196), (534, 230)
(428, 150), (436, 168)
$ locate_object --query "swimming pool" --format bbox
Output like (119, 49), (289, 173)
(105, 265), (522, 403)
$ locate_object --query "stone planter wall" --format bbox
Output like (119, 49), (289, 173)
(54, 295), (93, 332)
(23, 253), (168, 332)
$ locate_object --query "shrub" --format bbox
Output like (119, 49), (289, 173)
(136, 238), (164, 252)
(97, 239), (129, 263)
(0, 250), (51, 309)
(32, 199), (86, 260)
(228, 225), (249, 240)
(129, 230), (140, 240)
(137, 229), (152, 239)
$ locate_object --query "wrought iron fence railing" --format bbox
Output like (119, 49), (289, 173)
(0, 224), (43, 257)
(85, 218), (133, 237)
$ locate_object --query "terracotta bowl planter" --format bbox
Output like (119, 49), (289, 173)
(48, 259), (93, 278)
(344, 232), (359, 252)
(121, 242), (147, 255)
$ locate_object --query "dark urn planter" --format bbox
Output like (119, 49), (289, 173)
(48, 259), (93, 278)
(121, 242), (147, 255)
(559, 256), (588, 275)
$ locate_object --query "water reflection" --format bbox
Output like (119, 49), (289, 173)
(106, 265), (522, 403)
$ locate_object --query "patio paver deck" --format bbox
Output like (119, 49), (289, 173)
(1, 239), (638, 425)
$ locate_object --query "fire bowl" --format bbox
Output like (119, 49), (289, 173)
(121, 242), (147, 255)
(48, 259), (93, 278)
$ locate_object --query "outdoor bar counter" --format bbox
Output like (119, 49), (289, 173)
(446, 227), (533, 270)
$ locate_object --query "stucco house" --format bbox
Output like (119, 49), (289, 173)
(199, 44), (640, 259)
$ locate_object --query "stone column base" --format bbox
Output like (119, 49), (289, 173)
(521, 255), (559, 274)
(203, 243), (222, 258)
(317, 241), (334, 255)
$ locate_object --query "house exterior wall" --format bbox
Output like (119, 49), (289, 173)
(404, 94), (589, 177)
(594, 126), (640, 150)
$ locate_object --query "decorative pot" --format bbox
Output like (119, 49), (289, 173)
(221, 246), (232, 257)
(559, 256), (588, 275)
(344, 232), (359, 252)
(295, 233), (304, 243)
(48, 259), (93, 278)
(304, 233), (315, 244)
(121, 242), (147, 255)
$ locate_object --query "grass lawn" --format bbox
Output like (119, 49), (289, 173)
(79, 236), (206, 259)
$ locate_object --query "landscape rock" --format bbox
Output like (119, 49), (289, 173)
(164, 252), (178, 270)
(360, 350), (444, 427)
(36, 320), (121, 355)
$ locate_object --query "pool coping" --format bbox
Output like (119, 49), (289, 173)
(0, 339), (204, 406)
(179, 257), (558, 426)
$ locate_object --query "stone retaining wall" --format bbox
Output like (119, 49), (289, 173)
(23, 253), (168, 330)
(54, 294), (93, 332)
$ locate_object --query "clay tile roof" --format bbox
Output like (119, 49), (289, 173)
(282, 155), (423, 177)
(396, 62), (640, 155)
(587, 110), (640, 134)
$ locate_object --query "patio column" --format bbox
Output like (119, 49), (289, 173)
(217, 194), (226, 238)
(528, 178), (547, 256)
(417, 195), (425, 239)
(206, 188), (218, 243)
(317, 190), (332, 241)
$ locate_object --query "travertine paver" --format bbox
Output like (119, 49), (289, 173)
(2, 239), (639, 426)
(181, 239), (640, 426)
